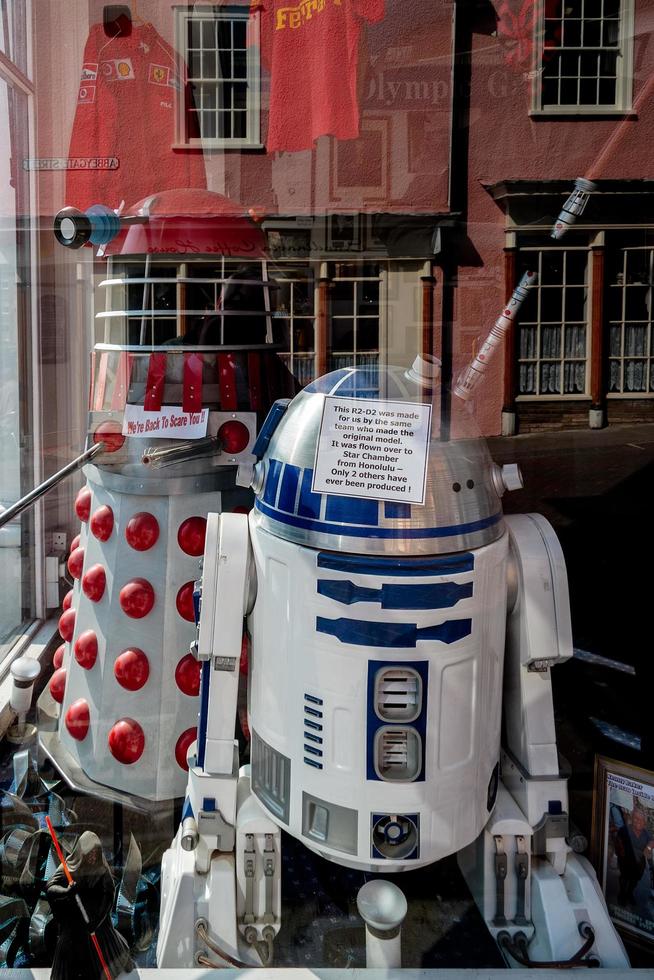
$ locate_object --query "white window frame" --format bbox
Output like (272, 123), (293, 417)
(271, 267), (317, 387)
(516, 245), (591, 401)
(607, 242), (654, 398)
(0, 0), (51, 666)
(328, 263), (385, 376)
(175, 5), (262, 150)
(530, 0), (635, 115)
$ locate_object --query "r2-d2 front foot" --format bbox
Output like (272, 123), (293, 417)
(459, 776), (628, 969)
(459, 514), (629, 969)
(157, 762), (281, 969)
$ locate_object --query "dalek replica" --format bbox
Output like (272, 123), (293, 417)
(34, 189), (295, 805)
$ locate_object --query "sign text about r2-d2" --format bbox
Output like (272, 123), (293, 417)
(312, 396), (431, 505)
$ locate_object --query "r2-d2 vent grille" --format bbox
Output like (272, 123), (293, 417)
(375, 668), (422, 722)
(374, 726), (422, 782)
(251, 729), (291, 824)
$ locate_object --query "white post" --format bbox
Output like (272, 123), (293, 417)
(357, 879), (407, 969)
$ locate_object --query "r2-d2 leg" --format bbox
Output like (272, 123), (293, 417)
(157, 513), (281, 969)
(459, 514), (629, 969)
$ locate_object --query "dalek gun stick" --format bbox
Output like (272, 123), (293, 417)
(141, 436), (220, 469)
(453, 270), (538, 401)
(0, 441), (105, 529)
(550, 178), (597, 241)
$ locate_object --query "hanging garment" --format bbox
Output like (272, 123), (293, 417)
(251, 0), (384, 153)
(492, 0), (539, 72)
(66, 21), (206, 211)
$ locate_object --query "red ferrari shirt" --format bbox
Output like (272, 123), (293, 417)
(66, 22), (206, 211)
(252, 0), (384, 153)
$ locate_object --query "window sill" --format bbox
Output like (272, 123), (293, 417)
(606, 392), (654, 399)
(172, 143), (265, 152)
(529, 109), (637, 120)
(515, 395), (591, 402)
(0, 617), (60, 740)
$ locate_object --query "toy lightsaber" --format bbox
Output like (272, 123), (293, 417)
(453, 269), (537, 401)
(45, 816), (113, 980)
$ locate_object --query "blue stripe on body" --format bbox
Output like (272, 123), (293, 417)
(317, 579), (473, 609)
(256, 497), (501, 539)
(196, 660), (211, 770)
(317, 616), (472, 647)
(316, 552), (475, 576)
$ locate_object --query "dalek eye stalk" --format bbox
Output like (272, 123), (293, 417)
(37, 189), (295, 806)
(157, 364), (628, 970)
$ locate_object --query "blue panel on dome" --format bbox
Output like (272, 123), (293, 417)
(262, 458), (283, 506)
(298, 469), (322, 518)
(384, 502), (411, 519)
(252, 399), (289, 459)
(278, 464), (300, 513)
(303, 366), (423, 401)
(325, 495), (379, 526)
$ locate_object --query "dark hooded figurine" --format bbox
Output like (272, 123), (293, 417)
(46, 831), (133, 979)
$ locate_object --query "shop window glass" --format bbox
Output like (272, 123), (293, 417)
(2, 0), (654, 974)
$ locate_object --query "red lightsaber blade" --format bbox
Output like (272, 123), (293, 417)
(45, 816), (113, 980)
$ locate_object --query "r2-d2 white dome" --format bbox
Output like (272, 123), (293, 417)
(246, 366), (510, 872)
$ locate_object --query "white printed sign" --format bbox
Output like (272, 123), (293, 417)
(122, 405), (209, 439)
(312, 396), (431, 504)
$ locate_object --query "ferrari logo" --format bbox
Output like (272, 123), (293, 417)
(149, 63), (171, 86)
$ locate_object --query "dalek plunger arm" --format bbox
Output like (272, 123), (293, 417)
(54, 204), (148, 249)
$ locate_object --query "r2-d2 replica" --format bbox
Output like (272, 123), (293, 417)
(157, 365), (628, 969)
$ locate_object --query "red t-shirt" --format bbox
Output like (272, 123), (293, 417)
(66, 22), (206, 211)
(252, 0), (384, 153)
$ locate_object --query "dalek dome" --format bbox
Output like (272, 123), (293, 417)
(104, 188), (266, 258)
(252, 364), (507, 557)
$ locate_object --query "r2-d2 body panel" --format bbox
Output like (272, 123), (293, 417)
(247, 368), (510, 871)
